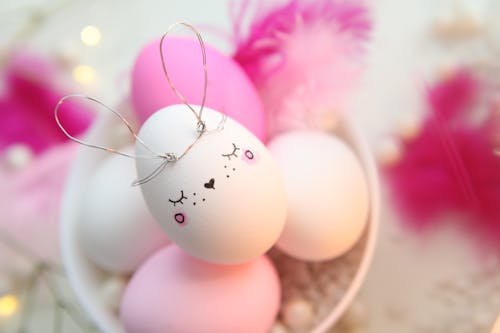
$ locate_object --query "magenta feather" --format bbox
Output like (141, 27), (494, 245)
(232, 0), (371, 136)
(0, 52), (94, 155)
(385, 70), (500, 248)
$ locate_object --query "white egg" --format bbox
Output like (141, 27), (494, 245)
(80, 148), (170, 273)
(268, 131), (369, 261)
(135, 105), (287, 264)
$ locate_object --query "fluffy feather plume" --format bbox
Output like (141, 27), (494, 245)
(0, 52), (93, 155)
(232, 0), (371, 137)
(0, 52), (94, 263)
(385, 69), (500, 248)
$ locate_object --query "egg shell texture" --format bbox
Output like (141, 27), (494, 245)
(120, 246), (281, 333)
(80, 149), (170, 273)
(135, 105), (287, 264)
(268, 130), (369, 261)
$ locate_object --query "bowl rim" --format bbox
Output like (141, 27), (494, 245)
(60, 111), (380, 333)
(310, 120), (380, 333)
(60, 113), (124, 333)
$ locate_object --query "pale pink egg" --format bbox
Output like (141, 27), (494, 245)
(120, 246), (281, 333)
(131, 37), (267, 142)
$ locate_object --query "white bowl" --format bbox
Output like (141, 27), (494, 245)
(60, 113), (380, 333)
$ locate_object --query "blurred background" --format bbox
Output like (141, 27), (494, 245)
(0, 0), (499, 332)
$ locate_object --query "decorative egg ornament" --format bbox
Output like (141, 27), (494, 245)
(135, 105), (287, 264)
(268, 130), (369, 261)
(120, 246), (281, 333)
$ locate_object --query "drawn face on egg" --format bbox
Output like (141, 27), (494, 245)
(135, 105), (287, 264)
(167, 142), (259, 226)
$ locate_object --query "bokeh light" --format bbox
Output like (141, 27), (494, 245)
(72, 64), (96, 85)
(80, 25), (101, 46)
(0, 295), (19, 318)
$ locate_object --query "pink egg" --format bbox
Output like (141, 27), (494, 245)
(120, 246), (281, 333)
(131, 37), (267, 142)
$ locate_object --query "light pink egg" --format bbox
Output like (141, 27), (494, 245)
(131, 37), (267, 142)
(120, 246), (281, 333)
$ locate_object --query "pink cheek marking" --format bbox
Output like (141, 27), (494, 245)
(174, 211), (187, 226)
(241, 149), (259, 165)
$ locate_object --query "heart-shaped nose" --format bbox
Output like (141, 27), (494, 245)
(204, 178), (215, 189)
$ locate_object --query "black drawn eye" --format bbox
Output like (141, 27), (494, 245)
(221, 143), (240, 160)
(168, 190), (187, 206)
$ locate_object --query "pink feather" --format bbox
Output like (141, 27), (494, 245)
(0, 142), (79, 265)
(232, 0), (371, 137)
(0, 52), (94, 264)
(0, 52), (94, 155)
(385, 70), (500, 248)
